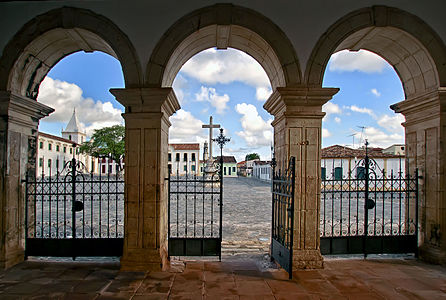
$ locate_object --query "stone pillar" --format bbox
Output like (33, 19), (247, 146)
(110, 88), (180, 271)
(391, 88), (446, 264)
(0, 91), (53, 269)
(264, 87), (339, 269)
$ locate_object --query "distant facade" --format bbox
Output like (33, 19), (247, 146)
(383, 144), (405, 156)
(168, 143), (200, 175)
(321, 145), (405, 180)
(237, 161), (247, 176)
(37, 110), (122, 176)
(37, 110), (91, 176)
(200, 155), (237, 177)
(252, 161), (272, 181)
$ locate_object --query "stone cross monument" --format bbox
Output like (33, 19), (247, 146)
(202, 116), (220, 160)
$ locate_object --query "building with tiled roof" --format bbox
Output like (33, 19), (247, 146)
(321, 144), (405, 180)
(168, 143), (200, 175)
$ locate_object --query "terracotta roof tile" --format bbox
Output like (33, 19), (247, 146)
(215, 156), (237, 163)
(169, 143), (200, 150)
(38, 132), (78, 145)
(322, 145), (403, 158)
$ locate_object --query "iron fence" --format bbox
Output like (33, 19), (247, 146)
(24, 157), (124, 257)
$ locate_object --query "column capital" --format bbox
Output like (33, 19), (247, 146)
(391, 87), (446, 127)
(263, 87), (339, 118)
(0, 91), (54, 131)
(110, 87), (180, 117)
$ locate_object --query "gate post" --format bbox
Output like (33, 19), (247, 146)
(0, 91), (53, 269)
(391, 88), (446, 264)
(111, 88), (180, 271)
(264, 87), (338, 269)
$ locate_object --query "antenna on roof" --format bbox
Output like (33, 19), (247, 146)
(357, 126), (367, 146)
(347, 133), (355, 148)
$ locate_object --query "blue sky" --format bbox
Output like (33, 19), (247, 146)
(37, 49), (405, 161)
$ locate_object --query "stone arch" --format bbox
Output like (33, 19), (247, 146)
(146, 3), (301, 90)
(0, 6), (142, 99)
(305, 6), (446, 99)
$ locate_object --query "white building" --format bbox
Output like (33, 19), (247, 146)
(321, 145), (405, 180)
(252, 161), (272, 181)
(168, 144), (200, 175)
(37, 110), (92, 176)
(37, 110), (122, 176)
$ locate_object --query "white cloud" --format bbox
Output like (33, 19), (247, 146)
(169, 109), (206, 144)
(195, 86), (229, 114)
(377, 114), (405, 133)
(323, 102), (341, 115)
(235, 103), (273, 147)
(322, 128), (332, 138)
(182, 48), (270, 87)
(329, 50), (388, 73)
(334, 117), (341, 123)
(347, 105), (376, 118)
(371, 88), (381, 97)
(358, 127), (404, 147)
(172, 74), (188, 105)
(37, 77), (123, 136)
(256, 87), (272, 101)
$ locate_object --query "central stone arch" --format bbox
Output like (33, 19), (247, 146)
(145, 3), (301, 90)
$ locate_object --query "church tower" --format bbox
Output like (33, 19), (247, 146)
(62, 109), (86, 144)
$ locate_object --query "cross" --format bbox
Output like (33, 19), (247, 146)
(202, 116), (220, 160)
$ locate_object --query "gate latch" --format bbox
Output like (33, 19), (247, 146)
(72, 200), (84, 212)
(366, 199), (375, 210)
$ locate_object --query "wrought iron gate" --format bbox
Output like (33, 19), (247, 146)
(24, 157), (124, 258)
(320, 144), (419, 256)
(271, 156), (295, 279)
(168, 162), (222, 258)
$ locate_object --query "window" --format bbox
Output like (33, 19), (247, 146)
(70, 148), (72, 154)
(168, 153), (172, 161)
(191, 165), (196, 172)
(176, 153), (180, 161)
(356, 166), (366, 179)
(69, 135), (72, 140)
(183, 153), (187, 162)
(102, 165), (106, 174)
(48, 143), (52, 151)
(91, 161), (95, 172)
(56, 145), (60, 152)
(334, 167), (343, 180)
(168, 164), (172, 173)
(63, 146), (66, 153)
(201, 167), (203, 172)
(321, 167), (326, 180)
(39, 158), (43, 167)
(48, 159), (52, 168)
(224, 167), (227, 175)
(232, 167), (235, 172)
(39, 141), (43, 149)
(229, 167), (231, 175)
(109, 165), (112, 173)
(56, 159), (59, 169)
(192, 153), (196, 161)
(184, 165), (187, 172)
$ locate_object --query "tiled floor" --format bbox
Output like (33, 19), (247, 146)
(0, 256), (445, 299)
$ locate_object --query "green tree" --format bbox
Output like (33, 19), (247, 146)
(79, 125), (125, 170)
(245, 153), (260, 161)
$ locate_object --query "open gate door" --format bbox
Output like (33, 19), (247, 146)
(271, 156), (295, 279)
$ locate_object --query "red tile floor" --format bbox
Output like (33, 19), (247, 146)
(0, 255), (445, 299)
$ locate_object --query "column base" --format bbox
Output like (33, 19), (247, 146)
(120, 248), (168, 271)
(0, 248), (24, 270)
(419, 244), (446, 265)
(293, 249), (324, 269)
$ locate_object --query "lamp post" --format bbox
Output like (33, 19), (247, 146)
(213, 128), (230, 260)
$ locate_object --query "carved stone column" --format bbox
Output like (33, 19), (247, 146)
(264, 87), (339, 269)
(111, 88), (180, 271)
(0, 91), (53, 269)
(391, 88), (446, 264)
